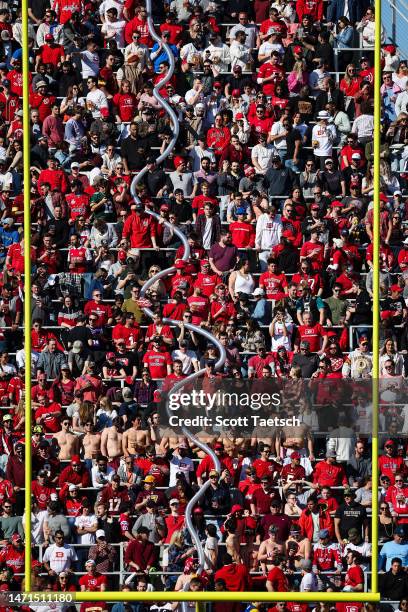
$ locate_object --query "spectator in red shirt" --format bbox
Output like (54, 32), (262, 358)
(79, 559), (107, 591)
(313, 450), (348, 487)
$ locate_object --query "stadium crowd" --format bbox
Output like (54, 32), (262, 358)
(0, 0), (403, 607)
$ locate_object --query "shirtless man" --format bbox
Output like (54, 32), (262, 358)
(148, 412), (171, 456)
(251, 425), (278, 456)
(52, 418), (80, 460)
(277, 419), (315, 462)
(122, 415), (150, 457)
(258, 525), (285, 574)
(81, 421), (101, 461)
(285, 523), (312, 568)
(101, 417), (123, 465)
(220, 427), (250, 455)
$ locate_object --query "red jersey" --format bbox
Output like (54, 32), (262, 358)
(29, 93), (56, 122)
(164, 514), (185, 543)
(37, 44), (65, 65)
(170, 274), (194, 298)
(66, 193), (90, 220)
(119, 512), (131, 537)
(68, 246), (90, 273)
(191, 194), (218, 217)
(299, 241), (325, 270)
(257, 61), (285, 96)
(143, 350), (172, 379)
(206, 127), (230, 155)
(194, 272), (221, 297)
(291, 272), (322, 295)
(344, 564), (364, 589)
(378, 454), (406, 484)
(260, 18), (287, 38)
(84, 301), (112, 327)
(31, 481), (57, 509)
(247, 353), (275, 378)
(79, 573), (107, 592)
(229, 221), (255, 248)
(65, 499), (82, 517)
(124, 16), (152, 46)
(312, 461), (348, 487)
(112, 323), (141, 347)
(0, 92), (20, 122)
(98, 484), (130, 516)
(54, 0), (83, 23)
(210, 300), (236, 323)
(297, 323), (326, 352)
(266, 566), (289, 592)
(252, 458), (282, 481)
(249, 115), (274, 135)
(336, 604), (363, 612)
(280, 463), (306, 483)
(113, 93), (138, 122)
(38, 168), (68, 194)
(312, 543), (341, 570)
(122, 212), (156, 248)
(187, 294), (209, 324)
(385, 485), (408, 522)
(259, 271), (287, 299)
(0, 479), (15, 504)
(7, 69), (30, 97)
(0, 545), (24, 577)
(296, 0), (324, 21)
(159, 22), (183, 44)
(34, 402), (62, 433)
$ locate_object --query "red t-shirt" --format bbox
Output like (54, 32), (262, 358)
(113, 93), (137, 122)
(194, 272), (220, 297)
(143, 350), (172, 378)
(66, 193), (90, 220)
(84, 301), (112, 327)
(259, 271), (287, 299)
(297, 323), (326, 352)
(345, 565), (364, 588)
(34, 402), (62, 433)
(79, 573), (107, 592)
(266, 566), (288, 591)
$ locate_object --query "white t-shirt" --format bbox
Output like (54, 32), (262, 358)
(42, 543), (78, 573)
(171, 349), (198, 375)
(204, 535), (218, 570)
(101, 20), (126, 48)
(312, 122), (337, 157)
(86, 88), (109, 119)
(270, 318), (293, 352)
(169, 452), (194, 486)
(22, 510), (47, 545)
(80, 50), (100, 78)
(74, 513), (98, 544)
(300, 571), (319, 591)
(251, 143), (275, 172)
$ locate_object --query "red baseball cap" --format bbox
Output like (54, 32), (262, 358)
(231, 88), (241, 97)
(71, 455), (81, 464)
(331, 200), (344, 208)
(174, 260), (186, 269)
(106, 352), (116, 360)
(379, 193), (388, 202)
(231, 504), (243, 513)
(385, 439), (396, 447)
(311, 203), (320, 210)
(235, 112), (244, 120)
(293, 45), (303, 54)
(390, 284), (403, 292)
(291, 451), (301, 459)
(200, 259), (210, 266)
(173, 156), (185, 168)
(45, 34), (54, 41)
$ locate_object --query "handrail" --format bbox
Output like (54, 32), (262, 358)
(129, 0), (226, 589)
